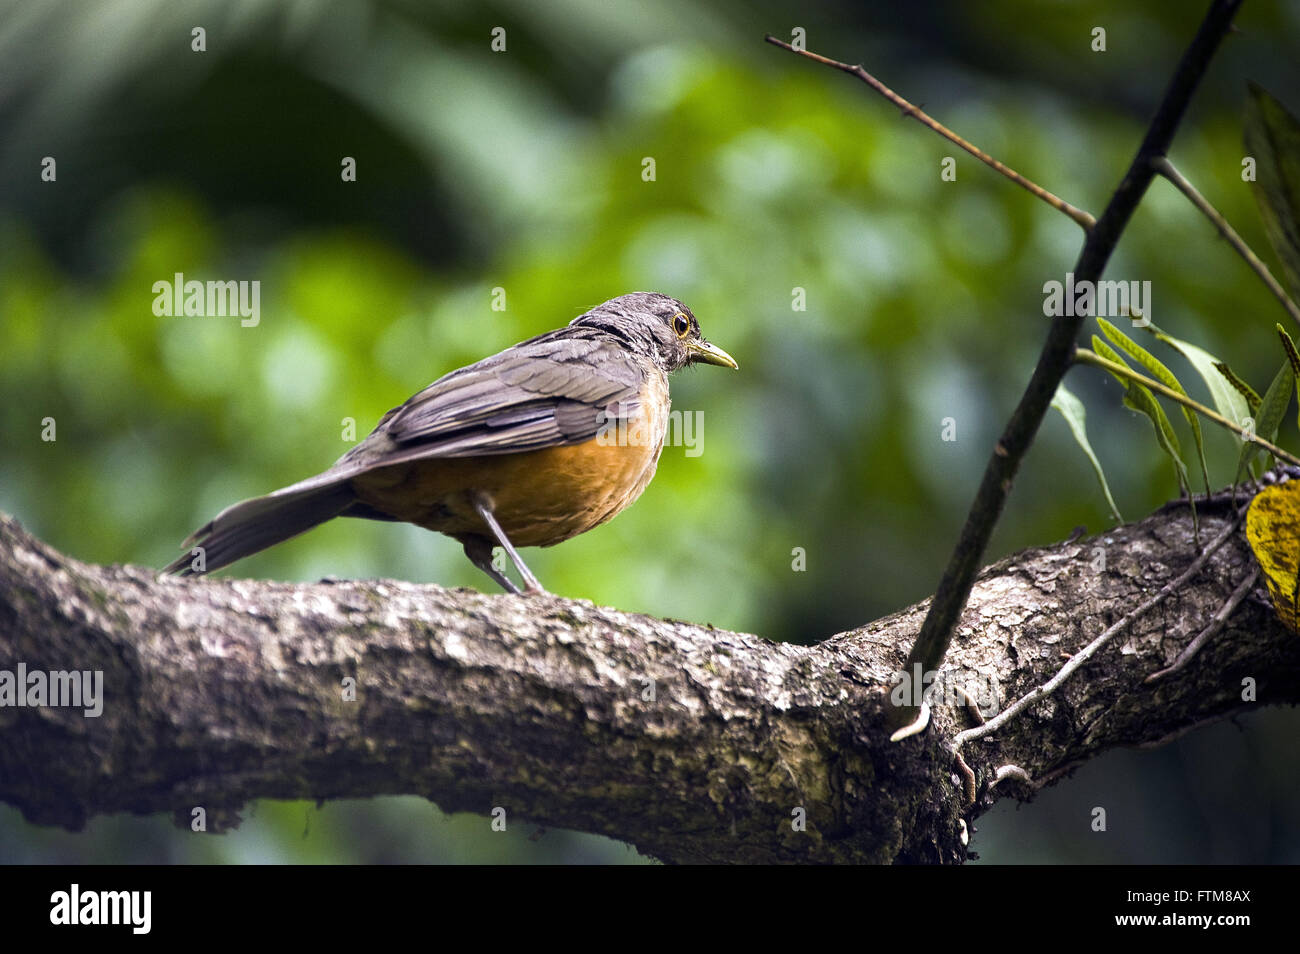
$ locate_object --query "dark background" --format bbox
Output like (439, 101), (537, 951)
(1, 0), (1297, 863)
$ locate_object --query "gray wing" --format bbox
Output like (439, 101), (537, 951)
(334, 327), (647, 471)
(162, 327), (648, 575)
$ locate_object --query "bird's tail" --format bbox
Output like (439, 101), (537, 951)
(163, 479), (356, 576)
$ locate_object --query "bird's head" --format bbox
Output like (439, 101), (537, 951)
(573, 292), (738, 373)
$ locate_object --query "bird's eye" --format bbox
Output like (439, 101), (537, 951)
(673, 313), (690, 337)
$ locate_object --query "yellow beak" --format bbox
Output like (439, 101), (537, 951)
(689, 340), (739, 370)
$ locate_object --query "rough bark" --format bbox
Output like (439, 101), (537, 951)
(0, 499), (1295, 864)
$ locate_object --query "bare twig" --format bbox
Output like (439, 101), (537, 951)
(954, 509), (1245, 749)
(763, 36), (1096, 231)
(954, 751), (977, 807)
(953, 684), (987, 726)
(1145, 565), (1260, 682)
(889, 699), (931, 741)
(988, 764), (1033, 791)
(1153, 156), (1300, 328)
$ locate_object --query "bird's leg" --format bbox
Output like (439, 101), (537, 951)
(470, 496), (547, 595)
(462, 535), (523, 595)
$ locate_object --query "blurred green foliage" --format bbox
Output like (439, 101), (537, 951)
(2, 0), (1298, 864)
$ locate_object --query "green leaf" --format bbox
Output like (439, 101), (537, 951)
(1244, 83), (1300, 301)
(1144, 326), (1253, 444)
(1050, 384), (1123, 524)
(1100, 318), (1208, 492)
(1092, 335), (1190, 501)
(1278, 323), (1300, 373)
(1279, 324), (1300, 433)
(1213, 361), (1262, 416)
(1237, 359), (1295, 478)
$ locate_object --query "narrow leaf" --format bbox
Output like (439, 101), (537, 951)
(1050, 384), (1123, 523)
(1092, 335), (1191, 501)
(1244, 83), (1300, 300)
(1100, 318), (1208, 492)
(1214, 361), (1262, 415)
(1237, 359), (1295, 478)
(1144, 325), (1253, 443)
(1278, 323), (1300, 374)
(1280, 324), (1300, 434)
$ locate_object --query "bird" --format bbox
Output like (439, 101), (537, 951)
(163, 292), (737, 594)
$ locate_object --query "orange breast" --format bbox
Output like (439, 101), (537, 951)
(350, 373), (670, 548)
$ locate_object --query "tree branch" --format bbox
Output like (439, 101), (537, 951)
(899, 0), (1245, 719)
(2, 495), (1295, 864)
(1153, 155), (1300, 328)
(763, 36), (1096, 230)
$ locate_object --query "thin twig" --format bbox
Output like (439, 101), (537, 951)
(763, 36), (1096, 232)
(954, 509), (1245, 749)
(954, 751), (977, 807)
(1074, 347), (1300, 466)
(988, 764), (1033, 790)
(1153, 156), (1300, 328)
(1144, 566), (1260, 682)
(886, 0), (1244, 731)
(953, 684), (987, 725)
(889, 699), (931, 742)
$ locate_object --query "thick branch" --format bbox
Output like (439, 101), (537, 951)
(1, 499), (1295, 864)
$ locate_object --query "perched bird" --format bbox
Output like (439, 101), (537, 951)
(164, 292), (737, 593)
